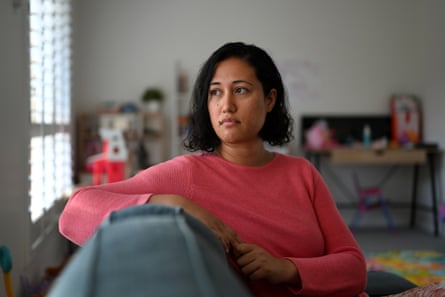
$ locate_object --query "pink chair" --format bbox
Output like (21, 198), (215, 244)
(350, 173), (396, 234)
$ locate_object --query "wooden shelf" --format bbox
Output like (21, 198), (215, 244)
(330, 148), (427, 165)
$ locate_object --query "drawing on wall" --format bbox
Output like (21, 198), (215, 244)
(277, 60), (321, 108)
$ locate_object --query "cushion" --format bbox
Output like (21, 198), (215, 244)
(366, 271), (417, 297)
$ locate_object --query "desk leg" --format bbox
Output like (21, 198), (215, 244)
(306, 152), (321, 171)
(428, 153), (439, 237)
(314, 154), (320, 171)
(410, 164), (419, 230)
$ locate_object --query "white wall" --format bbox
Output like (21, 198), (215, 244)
(72, 0), (424, 145)
(419, 1), (445, 205)
(0, 2), (68, 295)
(419, 0), (445, 233)
(0, 1), (30, 294)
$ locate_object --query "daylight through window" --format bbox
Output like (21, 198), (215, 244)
(29, 0), (72, 222)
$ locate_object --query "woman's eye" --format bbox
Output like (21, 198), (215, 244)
(234, 87), (247, 94)
(209, 89), (221, 96)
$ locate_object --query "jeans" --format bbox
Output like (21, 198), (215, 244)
(48, 204), (252, 297)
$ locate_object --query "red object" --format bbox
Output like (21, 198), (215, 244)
(92, 140), (126, 185)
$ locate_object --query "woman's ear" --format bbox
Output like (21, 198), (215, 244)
(266, 89), (277, 112)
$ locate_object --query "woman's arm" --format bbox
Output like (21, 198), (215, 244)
(59, 157), (241, 250)
(60, 159), (191, 245)
(286, 167), (367, 296)
(59, 182), (151, 245)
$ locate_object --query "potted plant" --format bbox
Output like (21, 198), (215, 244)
(141, 87), (164, 112)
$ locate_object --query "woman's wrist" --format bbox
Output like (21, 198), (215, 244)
(282, 259), (301, 288)
(149, 194), (185, 207)
(148, 194), (206, 221)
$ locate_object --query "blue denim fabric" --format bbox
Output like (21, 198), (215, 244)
(49, 204), (252, 297)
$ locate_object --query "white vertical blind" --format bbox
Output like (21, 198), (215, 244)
(29, 0), (72, 222)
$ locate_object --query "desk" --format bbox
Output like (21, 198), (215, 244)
(304, 148), (440, 236)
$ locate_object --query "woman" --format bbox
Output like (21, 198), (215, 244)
(60, 42), (368, 297)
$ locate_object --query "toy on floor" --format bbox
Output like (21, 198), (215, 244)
(350, 173), (396, 234)
(0, 245), (16, 297)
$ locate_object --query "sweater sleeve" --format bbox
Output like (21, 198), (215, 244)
(287, 166), (368, 297)
(59, 157), (191, 246)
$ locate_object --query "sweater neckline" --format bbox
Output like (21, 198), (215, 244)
(202, 152), (281, 170)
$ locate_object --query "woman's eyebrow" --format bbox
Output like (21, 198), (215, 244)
(210, 80), (253, 86)
(232, 80), (253, 85)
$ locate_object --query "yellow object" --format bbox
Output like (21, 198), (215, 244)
(3, 272), (15, 297)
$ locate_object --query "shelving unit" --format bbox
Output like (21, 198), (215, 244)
(141, 111), (166, 167)
(173, 62), (192, 156)
(74, 111), (165, 184)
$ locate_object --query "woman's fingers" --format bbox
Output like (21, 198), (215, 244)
(205, 217), (241, 253)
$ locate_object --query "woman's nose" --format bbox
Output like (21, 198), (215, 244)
(221, 93), (236, 113)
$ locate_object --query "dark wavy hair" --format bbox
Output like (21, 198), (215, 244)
(184, 42), (294, 152)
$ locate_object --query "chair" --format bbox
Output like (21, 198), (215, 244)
(350, 172), (396, 234)
(366, 271), (416, 297)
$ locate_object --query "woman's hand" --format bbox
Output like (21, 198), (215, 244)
(189, 206), (242, 253)
(149, 194), (241, 252)
(233, 243), (301, 287)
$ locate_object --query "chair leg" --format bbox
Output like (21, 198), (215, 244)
(380, 196), (397, 234)
(350, 209), (364, 230)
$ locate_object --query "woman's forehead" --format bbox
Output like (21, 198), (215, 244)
(211, 58), (257, 83)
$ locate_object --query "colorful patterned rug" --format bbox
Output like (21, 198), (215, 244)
(366, 250), (445, 286)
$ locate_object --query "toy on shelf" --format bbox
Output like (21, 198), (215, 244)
(88, 128), (128, 185)
(304, 120), (337, 149)
(390, 94), (421, 147)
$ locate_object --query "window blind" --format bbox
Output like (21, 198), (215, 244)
(29, 0), (72, 223)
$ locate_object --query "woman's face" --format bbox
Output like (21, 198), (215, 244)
(208, 58), (276, 146)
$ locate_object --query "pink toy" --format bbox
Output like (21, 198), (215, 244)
(305, 120), (336, 149)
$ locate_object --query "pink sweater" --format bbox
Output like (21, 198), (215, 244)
(59, 153), (368, 297)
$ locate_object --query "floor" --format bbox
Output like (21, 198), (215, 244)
(353, 227), (445, 253)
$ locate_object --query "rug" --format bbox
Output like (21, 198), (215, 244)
(366, 250), (445, 286)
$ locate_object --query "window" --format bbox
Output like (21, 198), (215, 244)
(29, 0), (72, 223)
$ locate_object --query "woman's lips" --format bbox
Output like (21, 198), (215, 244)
(218, 118), (240, 126)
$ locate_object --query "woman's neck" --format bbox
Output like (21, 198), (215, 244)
(214, 142), (274, 167)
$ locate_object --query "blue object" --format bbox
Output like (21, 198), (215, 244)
(0, 245), (12, 273)
(363, 125), (372, 148)
(47, 204), (252, 297)
(119, 102), (139, 113)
